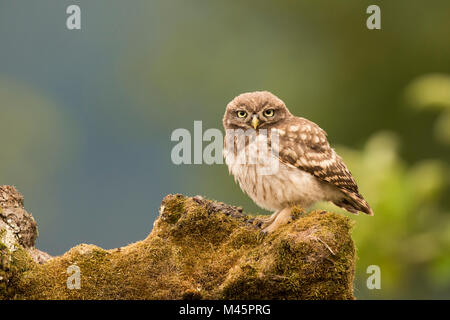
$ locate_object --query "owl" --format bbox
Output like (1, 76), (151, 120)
(223, 91), (373, 233)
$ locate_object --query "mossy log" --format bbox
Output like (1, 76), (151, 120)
(0, 186), (356, 300)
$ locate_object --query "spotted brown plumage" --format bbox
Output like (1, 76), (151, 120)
(272, 118), (373, 215)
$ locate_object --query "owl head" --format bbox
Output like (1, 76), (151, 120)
(223, 91), (292, 130)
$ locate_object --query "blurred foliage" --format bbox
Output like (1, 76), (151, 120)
(435, 111), (450, 145)
(405, 74), (450, 110)
(0, 78), (77, 180)
(405, 73), (450, 145)
(0, 77), (81, 229)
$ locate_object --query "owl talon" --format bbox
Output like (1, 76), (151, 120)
(257, 229), (268, 241)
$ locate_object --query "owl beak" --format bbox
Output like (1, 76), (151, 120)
(251, 115), (260, 129)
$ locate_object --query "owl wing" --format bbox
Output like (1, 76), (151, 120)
(271, 117), (373, 215)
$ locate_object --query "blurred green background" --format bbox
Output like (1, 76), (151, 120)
(1, 1), (449, 299)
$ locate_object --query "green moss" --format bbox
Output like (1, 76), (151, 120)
(1, 194), (356, 300)
(227, 226), (260, 249)
(0, 244), (36, 299)
(160, 194), (186, 224)
(0, 242), (9, 298)
(220, 210), (355, 300)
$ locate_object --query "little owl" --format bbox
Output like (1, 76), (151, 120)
(223, 91), (373, 233)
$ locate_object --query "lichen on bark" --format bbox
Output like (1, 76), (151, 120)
(1, 186), (356, 300)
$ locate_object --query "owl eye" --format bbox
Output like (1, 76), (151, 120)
(263, 109), (275, 117)
(237, 110), (247, 118)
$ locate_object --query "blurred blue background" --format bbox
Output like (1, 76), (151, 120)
(1, 1), (449, 299)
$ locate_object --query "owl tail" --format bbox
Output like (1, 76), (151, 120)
(333, 191), (374, 216)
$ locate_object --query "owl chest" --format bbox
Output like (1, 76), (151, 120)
(223, 136), (335, 211)
(223, 136), (276, 187)
(225, 156), (279, 210)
